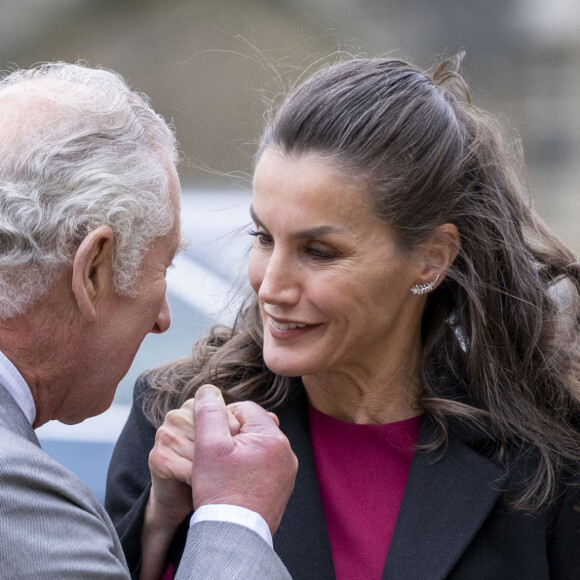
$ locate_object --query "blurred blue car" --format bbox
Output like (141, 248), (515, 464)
(37, 189), (253, 502)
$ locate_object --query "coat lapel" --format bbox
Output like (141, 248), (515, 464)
(273, 379), (507, 580)
(274, 381), (336, 580)
(383, 418), (507, 580)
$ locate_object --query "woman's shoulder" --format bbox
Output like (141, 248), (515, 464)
(446, 412), (580, 516)
(133, 371), (156, 400)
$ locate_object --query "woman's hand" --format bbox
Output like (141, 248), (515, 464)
(139, 398), (197, 580)
(147, 398), (197, 528)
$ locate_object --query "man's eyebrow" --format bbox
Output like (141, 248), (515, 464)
(250, 205), (345, 239)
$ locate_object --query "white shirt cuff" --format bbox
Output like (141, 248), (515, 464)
(190, 504), (273, 548)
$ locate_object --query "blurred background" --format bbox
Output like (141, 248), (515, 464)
(2, 0), (579, 249)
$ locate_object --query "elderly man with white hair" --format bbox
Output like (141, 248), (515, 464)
(0, 63), (296, 579)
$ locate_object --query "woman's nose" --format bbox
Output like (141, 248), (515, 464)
(258, 251), (300, 306)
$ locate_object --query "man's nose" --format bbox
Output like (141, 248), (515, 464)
(151, 294), (171, 334)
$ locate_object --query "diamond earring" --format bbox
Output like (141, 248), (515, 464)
(410, 274), (441, 296)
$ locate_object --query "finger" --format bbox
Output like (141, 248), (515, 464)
(163, 436), (195, 463)
(150, 451), (193, 486)
(163, 409), (195, 443)
(168, 456), (194, 486)
(154, 423), (196, 461)
(228, 401), (280, 434)
(227, 409), (242, 435)
(193, 384), (233, 451)
(268, 412), (280, 427)
(179, 397), (196, 417)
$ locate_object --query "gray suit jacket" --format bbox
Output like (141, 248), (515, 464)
(0, 383), (290, 579)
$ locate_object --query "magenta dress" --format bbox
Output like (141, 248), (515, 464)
(308, 406), (422, 580)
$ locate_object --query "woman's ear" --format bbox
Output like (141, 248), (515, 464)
(413, 223), (461, 290)
(71, 226), (115, 322)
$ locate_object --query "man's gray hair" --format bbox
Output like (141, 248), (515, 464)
(0, 62), (178, 319)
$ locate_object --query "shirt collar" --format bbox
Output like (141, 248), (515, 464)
(0, 349), (36, 425)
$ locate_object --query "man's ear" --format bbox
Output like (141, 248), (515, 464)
(413, 223), (461, 288)
(71, 226), (115, 322)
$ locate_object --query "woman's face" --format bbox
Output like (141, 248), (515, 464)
(249, 149), (425, 380)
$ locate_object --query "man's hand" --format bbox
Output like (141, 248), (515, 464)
(192, 385), (298, 535)
(142, 393), (245, 580)
(147, 393), (243, 528)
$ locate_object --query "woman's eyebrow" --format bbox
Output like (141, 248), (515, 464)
(250, 205), (345, 239)
(292, 225), (345, 239)
(250, 205), (263, 227)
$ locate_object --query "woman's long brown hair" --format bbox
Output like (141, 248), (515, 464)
(145, 54), (580, 510)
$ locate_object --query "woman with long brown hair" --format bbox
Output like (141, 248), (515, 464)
(106, 54), (580, 579)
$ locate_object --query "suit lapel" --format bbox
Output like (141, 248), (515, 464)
(383, 418), (507, 580)
(0, 381), (40, 446)
(274, 381), (336, 580)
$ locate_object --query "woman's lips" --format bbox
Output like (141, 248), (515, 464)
(271, 319), (308, 330)
(267, 317), (318, 338)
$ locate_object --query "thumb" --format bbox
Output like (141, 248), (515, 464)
(193, 385), (232, 452)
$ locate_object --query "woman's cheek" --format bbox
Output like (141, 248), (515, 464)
(248, 251), (265, 294)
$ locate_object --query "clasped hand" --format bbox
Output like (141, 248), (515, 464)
(148, 385), (297, 535)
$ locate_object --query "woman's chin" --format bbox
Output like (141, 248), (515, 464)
(264, 354), (312, 378)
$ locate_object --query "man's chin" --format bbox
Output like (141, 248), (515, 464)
(60, 393), (117, 424)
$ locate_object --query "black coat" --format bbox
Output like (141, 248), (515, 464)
(105, 377), (580, 579)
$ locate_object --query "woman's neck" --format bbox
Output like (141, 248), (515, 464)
(302, 348), (423, 425)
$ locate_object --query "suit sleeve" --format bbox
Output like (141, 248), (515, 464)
(175, 521), (292, 580)
(0, 429), (129, 579)
(105, 376), (190, 577)
(105, 377), (293, 580)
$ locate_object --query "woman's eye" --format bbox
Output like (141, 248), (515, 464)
(306, 246), (335, 260)
(249, 229), (273, 246)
